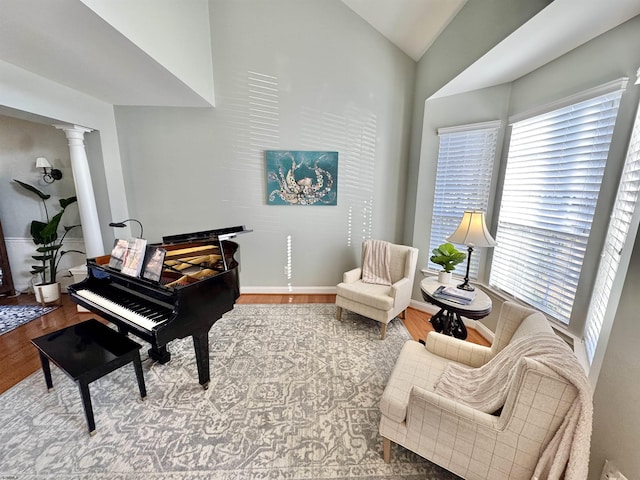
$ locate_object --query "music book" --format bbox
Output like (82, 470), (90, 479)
(141, 246), (167, 282)
(120, 238), (148, 277)
(108, 238), (129, 270)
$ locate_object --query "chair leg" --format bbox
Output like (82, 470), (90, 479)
(380, 323), (387, 340)
(336, 306), (342, 321)
(399, 309), (406, 320)
(383, 437), (391, 463)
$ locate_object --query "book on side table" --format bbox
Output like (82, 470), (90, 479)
(432, 285), (476, 305)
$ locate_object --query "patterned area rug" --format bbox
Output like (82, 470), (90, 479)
(0, 304), (459, 479)
(0, 304), (59, 335)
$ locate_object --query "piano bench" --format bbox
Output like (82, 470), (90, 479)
(31, 318), (147, 435)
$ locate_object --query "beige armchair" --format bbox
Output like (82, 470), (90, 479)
(379, 302), (590, 479)
(335, 241), (418, 339)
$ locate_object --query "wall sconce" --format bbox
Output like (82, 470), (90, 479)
(36, 157), (63, 184)
(109, 218), (144, 239)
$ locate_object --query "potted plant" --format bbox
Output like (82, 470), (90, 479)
(430, 242), (466, 284)
(13, 179), (83, 304)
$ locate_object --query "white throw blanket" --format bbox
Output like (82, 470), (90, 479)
(361, 239), (392, 285)
(434, 333), (592, 480)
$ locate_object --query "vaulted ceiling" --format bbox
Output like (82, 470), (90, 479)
(0, 0), (638, 107)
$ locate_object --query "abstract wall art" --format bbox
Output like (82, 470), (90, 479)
(266, 150), (338, 205)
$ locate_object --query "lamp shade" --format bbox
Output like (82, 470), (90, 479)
(35, 157), (51, 169)
(446, 211), (496, 247)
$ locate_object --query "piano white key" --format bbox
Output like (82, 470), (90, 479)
(75, 289), (167, 331)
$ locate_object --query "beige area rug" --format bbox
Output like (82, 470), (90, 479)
(0, 303), (459, 479)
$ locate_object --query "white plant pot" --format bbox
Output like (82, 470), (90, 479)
(438, 271), (452, 284)
(34, 282), (61, 306)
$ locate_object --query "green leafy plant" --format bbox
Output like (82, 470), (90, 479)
(13, 179), (83, 285)
(430, 242), (466, 273)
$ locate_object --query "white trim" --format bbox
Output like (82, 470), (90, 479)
(239, 289), (493, 342)
(5, 237), (86, 293)
(437, 119), (501, 136)
(472, 319), (495, 343)
(410, 298), (438, 315)
(240, 285), (337, 295)
(509, 77), (629, 124)
(572, 338), (590, 379)
(409, 298), (494, 343)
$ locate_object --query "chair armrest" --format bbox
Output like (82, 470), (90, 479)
(390, 277), (410, 297)
(407, 385), (499, 430)
(343, 268), (362, 284)
(390, 277), (412, 308)
(425, 331), (493, 367)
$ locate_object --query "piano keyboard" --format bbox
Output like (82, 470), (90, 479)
(75, 288), (170, 331)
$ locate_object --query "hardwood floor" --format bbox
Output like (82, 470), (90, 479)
(0, 292), (489, 394)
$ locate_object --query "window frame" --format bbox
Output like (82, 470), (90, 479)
(584, 96), (640, 377)
(428, 121), (500, 279)
(488, 80), (628, 325)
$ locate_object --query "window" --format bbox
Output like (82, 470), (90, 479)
(490, 84), (625, 324)
(584, 100), (640, 363)
(429, 122), (499, 277)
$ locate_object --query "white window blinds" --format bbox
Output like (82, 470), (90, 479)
(490, 89), (624, 323)
(429, 122), (498, 277)
(584, 101), (640, 362)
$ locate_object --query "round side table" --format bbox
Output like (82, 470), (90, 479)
(420, 277), (492, 340)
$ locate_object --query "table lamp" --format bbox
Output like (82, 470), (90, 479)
(446, 211), (496, 291)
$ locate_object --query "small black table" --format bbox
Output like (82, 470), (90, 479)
(421, 277), (492, 340)
(31, 319), (147, 435)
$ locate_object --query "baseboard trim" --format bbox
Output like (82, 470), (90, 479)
(240, 286), (337, 294)
(5, 237), (86, 294)
(237, 290), (494, 342)
(409, 299), (494, 343)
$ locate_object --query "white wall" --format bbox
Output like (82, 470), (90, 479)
(411, 84), (511, 310)
(543, 17), (640, 480)
(80, 0), (215, 106)
(404, 0), (551, 244)
(0, 115), (79, 237)
(410, 10), (640, 478)
(112, 0), (416, 290)
(0, 58), (130, 255)
(0, 115), (87, 292)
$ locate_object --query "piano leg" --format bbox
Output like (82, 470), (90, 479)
(192, 332), (210, 389)
(148, 345), (171, 364)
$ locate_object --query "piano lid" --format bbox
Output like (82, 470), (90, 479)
(161, 225), (252, 245)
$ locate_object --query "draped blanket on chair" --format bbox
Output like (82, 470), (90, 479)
(361, 239), (392, 285)
(434, 333), (592, 480)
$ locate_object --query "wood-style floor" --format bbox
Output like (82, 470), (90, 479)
(0, 292), (489, 395)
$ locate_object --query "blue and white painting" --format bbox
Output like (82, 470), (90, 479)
(266, 150), (338, 205)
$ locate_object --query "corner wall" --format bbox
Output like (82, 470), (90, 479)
(0, 58), (130, 257)
(112, 0), (416, 290)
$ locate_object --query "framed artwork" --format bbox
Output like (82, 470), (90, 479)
(266, 150), (338, 205)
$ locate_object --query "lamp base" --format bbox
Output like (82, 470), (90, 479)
(457, 281), (475, 292)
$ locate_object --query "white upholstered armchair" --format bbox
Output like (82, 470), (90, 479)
(379, 302), (591, 480)
(335, 241), (418, 339)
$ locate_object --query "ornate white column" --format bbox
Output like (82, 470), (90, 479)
(55, 124), (105, 257)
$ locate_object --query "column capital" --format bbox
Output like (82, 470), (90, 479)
(54, 124), (93, 138)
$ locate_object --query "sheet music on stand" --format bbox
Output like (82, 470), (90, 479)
(141, 246), (167, 282)
(113, 238), (148, 277)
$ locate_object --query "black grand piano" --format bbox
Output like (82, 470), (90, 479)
(68, 225), (251, 389)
